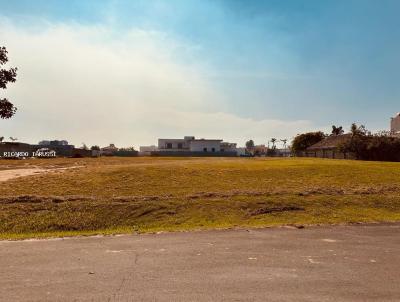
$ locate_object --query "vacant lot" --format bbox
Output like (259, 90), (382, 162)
(1, 157), (400, 239)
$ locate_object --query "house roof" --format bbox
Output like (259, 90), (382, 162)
(307, 134), (352, 150)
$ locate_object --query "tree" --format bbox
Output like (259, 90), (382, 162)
(280, 139), (288, 149)
(0, 47), (18, 119)
(90, 145), (100, 151)
(291, 131), (326, 152)
(82, 143), (88, 150)
(331, 125), (344, 136)
(350, 123), (367, 137)
(9, 136), (18, 142)
(339, 124), (400, 161)
(270, 138), (277, 149)
(245, 140), (255, 149)
(339, 123), (369, 159)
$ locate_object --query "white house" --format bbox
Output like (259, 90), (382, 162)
(158, 136), (194, 151)
(157, 136), (237, 155)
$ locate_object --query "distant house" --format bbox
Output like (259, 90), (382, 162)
(152, 136), (237, 156)
(247, 144), (267, 156)
(39, 140), (69, 146)
(32, 139), (75, 157)
(391, 113), (400, 137)
(220, 142), (237, 153)
(301, 134), (355, 159)
(101, 144), (119, 156)
(274, 148), (292, 157)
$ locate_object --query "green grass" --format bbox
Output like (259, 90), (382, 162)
(1, 157), (400, 239)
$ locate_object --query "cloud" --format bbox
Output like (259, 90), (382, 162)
(0, 19), (316, 147)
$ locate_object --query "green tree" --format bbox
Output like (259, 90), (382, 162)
(339, 123), (369, 159)
(90, 145), (100, 151)
(350, 123), (367, 137)
(291, 131), (326, 152)
(331, 125), (344, 135)
(245, 140), (255, 149)
(0, 47), (18, 119)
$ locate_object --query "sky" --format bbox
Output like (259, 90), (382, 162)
(1, 0), (399, 148)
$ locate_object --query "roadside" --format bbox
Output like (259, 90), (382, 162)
(1, 223), (399, 302)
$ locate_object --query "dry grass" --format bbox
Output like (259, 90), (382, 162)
(1, 157), (400, 239)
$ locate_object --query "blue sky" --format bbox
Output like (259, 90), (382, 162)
(1, 0), (399, 146)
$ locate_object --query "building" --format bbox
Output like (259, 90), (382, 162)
(236, 147), (247, 156)
(299, 134), (355, 159)
(247, 144), (268, 156)
(220, 142), (237, 152)
(33, 139), (75, 157)
(274, 148), (292, 157)
(391, 113), (400, 136)
(152, 136), (237, 156)
(39, 140), (69, 146)
(101, 144), (119, 156)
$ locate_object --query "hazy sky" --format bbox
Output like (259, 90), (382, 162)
(1, 0), (399, 148)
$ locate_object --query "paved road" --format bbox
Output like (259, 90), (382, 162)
(1, 224), (399, 302)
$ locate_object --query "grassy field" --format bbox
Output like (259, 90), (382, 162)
(1, 157), (400, 239)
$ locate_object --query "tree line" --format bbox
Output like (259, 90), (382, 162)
(292, 124), (400, 162)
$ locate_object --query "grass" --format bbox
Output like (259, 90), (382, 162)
(1, 157), (400, 239)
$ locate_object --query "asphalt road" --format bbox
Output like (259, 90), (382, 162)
(1, 224), (399, 302)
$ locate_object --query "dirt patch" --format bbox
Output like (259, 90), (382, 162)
(0, 166), (82, 182)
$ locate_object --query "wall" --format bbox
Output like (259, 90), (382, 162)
(189, 140), (221, 152)
(150, 151), (236, 157)
(0, 143), (34, 158)
(113, 150), (139, 157)
(297, 149), (355, 160)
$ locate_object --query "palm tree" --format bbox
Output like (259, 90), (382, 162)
(331, 125), (344, 136)
(280, 139), (288, 149)
(270, 138), (277, 149)
(0, 136), (3, 143)
(9, 137), (17, 142)
(350, 123), (367, 137)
